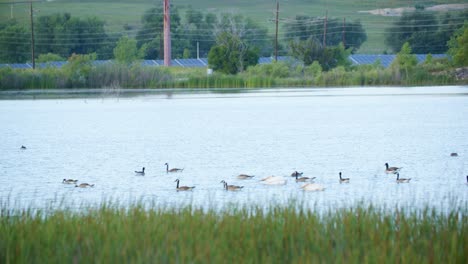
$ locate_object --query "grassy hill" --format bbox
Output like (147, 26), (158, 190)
(0, 0), (466, 54)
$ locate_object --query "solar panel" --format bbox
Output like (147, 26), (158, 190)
(141, 60), (158, 66)
(350, 55), (395, 68)
(258, 57), (272, 64)
(0, 54), (448, 70)
(9, 63), (32, 69)
(177, 58), (206, 67)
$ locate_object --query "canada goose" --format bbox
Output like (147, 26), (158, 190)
(220, 180), (244, 191)
(165, 163), (184, 173)
(20, 145), (27, 149)
(450, 153), (458, 157)
(75, 183), (94, 188)
(295, 174), (315, 182)
(62, 179), (78, 184)
(301, 183), (325, 192)
(174, 179), (195, 191)
(385, 163), (402, 174)
(261, 176), (286, 185)
(291, 171), (303, 177)
(339, 172), (350, 183)
(237, 174), (255, 179)
(135, 167), (145, 175)
(396, 173), (411, 183)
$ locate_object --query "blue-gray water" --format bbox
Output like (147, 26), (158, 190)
(1, 86), (467, 212)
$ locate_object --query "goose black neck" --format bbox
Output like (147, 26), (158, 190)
(339, 172), (342, 180)
(385, 163), (389, 169)
(176, 180), (179, 188)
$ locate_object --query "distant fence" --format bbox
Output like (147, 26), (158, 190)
(0, 54), (447, 69)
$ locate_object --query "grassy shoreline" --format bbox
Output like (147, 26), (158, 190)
(0, 59), (464, 91)
(1, 202), (466, 263)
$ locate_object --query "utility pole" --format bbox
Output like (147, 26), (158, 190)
(342, 18), (346, 47)
(275, 1), (279, 62)
(30, 1), (35, 69)
(323, 10), (327, 48)
(163, 0), (171, 66)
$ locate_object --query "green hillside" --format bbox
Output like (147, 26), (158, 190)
(0, 0), (466, 53)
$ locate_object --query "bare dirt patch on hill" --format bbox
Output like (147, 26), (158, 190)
(359, 4), (468, 17)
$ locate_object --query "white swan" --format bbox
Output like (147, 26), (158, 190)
(261, 176), (286, 185)
(300, 183), (325, 192)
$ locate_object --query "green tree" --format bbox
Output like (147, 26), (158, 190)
(0, 21), (29, 63)
(384, 10), (459, 53)
(391, 42), (418, 77)
(448, 23), (468, 66)
(208, 32), (259, 74)
(214, 13), (271, 57)
(37, 53), (65, 63)
(62, 53), (97, 87)
(289, 37), (351, 71)
(113, 36), (145, 63)
(178, 7), (217, 58)
(35, 13), (113, 59)
(283, 15), (367, 53)
(136, 6), (184, 59)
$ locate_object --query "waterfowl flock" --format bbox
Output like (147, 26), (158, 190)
(55, 158), (466, 192)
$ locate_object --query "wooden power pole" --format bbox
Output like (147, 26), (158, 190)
(342, 18), (346, 47)
(275, 1), (279, 62)
(163, 0), (171, 66)
(323, 10), (327, 48)
(30, 1), (35, 69)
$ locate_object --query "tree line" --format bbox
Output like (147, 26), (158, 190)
(0, 5), (467, 74)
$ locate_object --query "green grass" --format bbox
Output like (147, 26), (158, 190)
(0, 0), (464, 53)
(1, 201), (466, 263)
(0, 58), (459, 90)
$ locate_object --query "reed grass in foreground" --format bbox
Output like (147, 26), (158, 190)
(1, 204), (466, 263)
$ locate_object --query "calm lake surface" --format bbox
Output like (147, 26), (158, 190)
(1, 86), (467, 212)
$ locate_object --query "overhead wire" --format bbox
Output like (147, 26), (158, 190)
(0, 2), (466, 56)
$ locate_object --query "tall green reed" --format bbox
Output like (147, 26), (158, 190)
(1, 201), (466, 264)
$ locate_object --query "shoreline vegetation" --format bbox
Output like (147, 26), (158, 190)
(0, 57), (466, 91)
(1, 202), (466, 263)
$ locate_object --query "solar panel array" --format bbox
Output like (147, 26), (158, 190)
(349, 54), (448, 68)
(0, 54), (447, 69)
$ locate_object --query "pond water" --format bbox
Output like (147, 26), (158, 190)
(1, 86), (467, 212)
